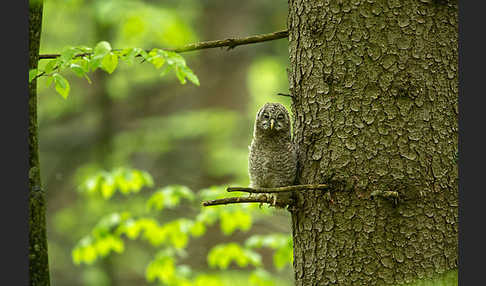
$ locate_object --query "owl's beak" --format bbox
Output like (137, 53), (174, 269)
(270, 119), (275, 130)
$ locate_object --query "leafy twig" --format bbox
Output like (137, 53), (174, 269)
(38, 30), (289, 60)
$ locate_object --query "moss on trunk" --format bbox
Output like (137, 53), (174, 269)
(29, 1), (51, 285)
(287, 0), (458, 285)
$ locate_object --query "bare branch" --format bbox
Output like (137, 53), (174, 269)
(226, 184), (329, 194)
(168, 29), (288, 53)
(202, 184), (328, 207)
(276, 93), (293, 98)
(202, 195), (273, 207)
(38, 30), (289, 60)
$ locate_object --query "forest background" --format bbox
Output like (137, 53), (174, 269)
(39, 0), (295, 285)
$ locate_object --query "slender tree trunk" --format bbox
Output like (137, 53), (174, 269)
(287, 0), (458, 285)
(29, 0), (51, 285)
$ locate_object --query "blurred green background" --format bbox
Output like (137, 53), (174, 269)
(38, 0), (294, 285)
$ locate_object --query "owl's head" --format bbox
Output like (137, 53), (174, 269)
(254, 102), (291, 138)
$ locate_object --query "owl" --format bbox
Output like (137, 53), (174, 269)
(248, 102), (297, 207)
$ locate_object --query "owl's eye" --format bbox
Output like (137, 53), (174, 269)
(277, 114), (284, 120)
(263, 113), (270, 119)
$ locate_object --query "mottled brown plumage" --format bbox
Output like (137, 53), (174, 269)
(248, 102), (297, 207)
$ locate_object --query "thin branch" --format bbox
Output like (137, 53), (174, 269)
(202, 184), (328, 207)
(202, 196), (273, 207)
(169, 29), (288, 53)
(39, 52), (91, 60)
(276, 92), (293, 98)
(227, 184), (329, 194)
(31, 71), (46, 82)
(38, 30), (289, 60)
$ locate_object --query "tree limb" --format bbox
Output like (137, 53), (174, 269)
(38, 30), (289, 60)
(202, 195), (274, 206)
(202, 184), (329, 207)
(227, 184), (328, 193)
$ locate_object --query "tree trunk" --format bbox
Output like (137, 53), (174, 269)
(29, 0), (51, 285)
(287, 0), (458, 285)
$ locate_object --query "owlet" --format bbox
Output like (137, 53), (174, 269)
(248, 102), (297, 207)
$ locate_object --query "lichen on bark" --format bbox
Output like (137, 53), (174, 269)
(287, 0), (458, 285)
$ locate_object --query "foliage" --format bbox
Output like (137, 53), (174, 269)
(72, 168), (293, 285)
(245, 234), (293, 270)
(147, 185), (195, 211)
(79, 167), (153, 199)
(207, 243), (262, 269)
(30, 42), (199, 99)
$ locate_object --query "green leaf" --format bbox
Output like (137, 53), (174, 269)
(159, 64), (173, 77)
(59, 46), (78, 68)
(207, 243), (261, 269)
(84, 74), (92, 84)
(147, 185), (194, 211)
(88, 57), (102, 71)
(151, 55), (165, 69)
(244, 234), (293, 270)
(139, 49), (149, 61)
(94, 41), (112, 57)
(94, 235), (124, 256)
(44, 60), (57, 74)
(69, 64), (85, 77)
(146, 253), (176, 284)
(175, 66), (187, 84)
(145, 49), (166, 69)
(73, 58), (90, 73)
(29, 69), (38, 83)
(101, 53), (118, 74)
(181, 65), (200, 86)
(53, 73), (70, 99)
(273, 245), (293, 270)
(120, 48), (141, 66)
(165, 51), (186, 66)
(190, 221), (205, 237)
(194, 275), (224, 286)
(220, 209), (252, 235)
(72, 236), (98, 265)
(100, 175), (115, 199)
(89, 41), (113, 71)
(195, 208), (219, 226)
(45, 76), (53, 88)
(93, 212), (124, 237)
(80, 168), (153, 198)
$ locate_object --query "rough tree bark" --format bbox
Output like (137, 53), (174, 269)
(287, 0), (458, 285)
(29, 0), (51, 285)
